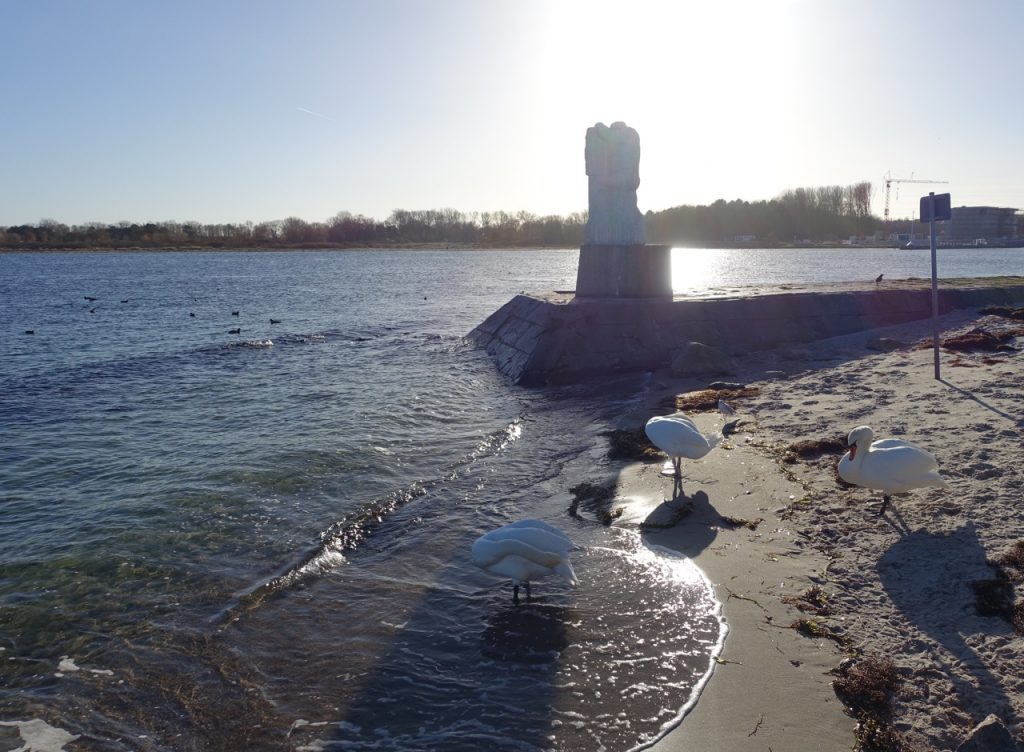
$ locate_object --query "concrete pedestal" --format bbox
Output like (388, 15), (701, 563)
(575, 244), (672, 298)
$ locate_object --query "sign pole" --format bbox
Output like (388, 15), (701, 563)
(929, 192), (940, 380)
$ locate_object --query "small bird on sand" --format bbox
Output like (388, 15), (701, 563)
(472, 519), (578, 605)
(875, 274), (884, 284)
(229, 328), (241, 334)
(838, 425), (947, 516)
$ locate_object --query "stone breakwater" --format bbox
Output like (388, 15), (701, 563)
(467, 277), (1024, 385)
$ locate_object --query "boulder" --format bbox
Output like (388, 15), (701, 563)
(670, 342), (735, 377)
(955, 714), (1021, 752)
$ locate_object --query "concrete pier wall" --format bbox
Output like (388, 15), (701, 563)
(467, 278), (1024, 386)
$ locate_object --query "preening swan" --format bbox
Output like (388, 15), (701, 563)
(644, 413), (722, 494)
(838, 425), (947, 515)
(471, 519), (578, 604)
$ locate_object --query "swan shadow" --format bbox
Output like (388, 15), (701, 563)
(639, 489), (719, 559)
(876, 523), (1016, 722)
(938, 378), (1021, 425)
(480, 602), (572, 665)
(879, 501), (912, 536)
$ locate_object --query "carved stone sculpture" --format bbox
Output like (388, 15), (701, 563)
(584, 121), (646, 246)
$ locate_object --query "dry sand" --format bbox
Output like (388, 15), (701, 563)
(611, 307), (1024, 751)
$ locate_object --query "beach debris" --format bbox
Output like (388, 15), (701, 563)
(980, 304), (1024, 320)
(718, 514), (763, 531)
(782, 436), (846, 464)
(638, 500), (693, 530)
(781, 584), (832, 616)
(602, 428), (661, 461)
(789, 618), (850, 646)
(918, 326), (1024, 353)
(971, 541), (1024, 635)
(674, 386), (760, 413)
(747, 713), (765, 737)
(567, 481), (621, 524)
(831, 655), (909, 752)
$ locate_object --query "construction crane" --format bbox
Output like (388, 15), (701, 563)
(883, 172), (948, 222)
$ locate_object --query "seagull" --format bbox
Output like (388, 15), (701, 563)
(875, 274), (884, 284)
(471, 519), (578, 605)
(644, 413), (722, 495)
(718, 398), (736, 416)
(838, 425), (947, 516)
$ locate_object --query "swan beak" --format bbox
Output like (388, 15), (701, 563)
(847, 446), (857, 460)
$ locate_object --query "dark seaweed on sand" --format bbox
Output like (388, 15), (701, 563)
(603, 428), (661, 461)
(674, 386), (760, 412)
(832, 656), (913, 752)
(972, 540), (1024, 635)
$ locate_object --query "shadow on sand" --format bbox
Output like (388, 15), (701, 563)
(877, 523), (1017, 722)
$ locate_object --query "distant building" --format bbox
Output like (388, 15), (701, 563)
(946, 206), (1018, 243)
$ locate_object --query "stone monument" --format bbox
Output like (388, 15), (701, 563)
(575, 121), (671, 298)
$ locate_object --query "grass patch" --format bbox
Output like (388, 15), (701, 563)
(832, 655), (911, 752)
(674, 386), (760, 412)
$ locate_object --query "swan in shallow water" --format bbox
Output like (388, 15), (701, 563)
(838, 425), (947, 515)
(471, 519), (578, 604)
(644, 413), (722, 494)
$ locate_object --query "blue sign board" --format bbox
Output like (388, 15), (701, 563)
(920, 192), (952, 222)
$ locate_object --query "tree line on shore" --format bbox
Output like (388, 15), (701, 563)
(2, 181), (893, 250)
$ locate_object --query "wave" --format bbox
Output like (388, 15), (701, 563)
(214, 417), (524, 626)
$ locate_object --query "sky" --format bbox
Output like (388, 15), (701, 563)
(2, 0), (1022, 227)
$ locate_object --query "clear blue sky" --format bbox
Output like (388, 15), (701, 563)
(2, 0), (1021, 226)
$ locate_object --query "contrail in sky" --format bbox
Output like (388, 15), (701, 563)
(296, 106), (336, 122)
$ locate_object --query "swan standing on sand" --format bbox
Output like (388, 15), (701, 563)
(838, 425), (947, 516)
(644, 413), (722, 495)
(471, 519), (578, 605)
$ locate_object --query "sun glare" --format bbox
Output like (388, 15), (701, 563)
(540, 1), (799, 209)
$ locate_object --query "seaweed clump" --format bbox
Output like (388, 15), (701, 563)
(918, 327), (1023, 353)
(832, 656), (912, 752)
(782, 585), (833, 616)
(790, 618), (850, 646)
(783, 436), (847, 464)
(980, 305), (1024, 320)
(568, 481), (622, 525)
(674, 386), (760, 412)
(603, 428), (661, 461)
(972, 540), (1024, 635)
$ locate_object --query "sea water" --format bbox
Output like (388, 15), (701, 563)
(1, 249), (722, 752)
(2, 246), (1020, 751)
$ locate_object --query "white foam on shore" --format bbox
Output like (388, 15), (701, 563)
(628, 542), (729, 752)
(0, 719), (80, 751)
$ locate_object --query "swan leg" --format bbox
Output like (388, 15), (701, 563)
(877, 495), (890, 516)
(512, 584), (520, 605)
(673, 457), (682, 478)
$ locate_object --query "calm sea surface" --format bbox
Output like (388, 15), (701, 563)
(1, 246), (1021, 751)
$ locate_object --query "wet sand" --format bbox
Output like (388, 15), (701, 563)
(614, 307), (1024, 751)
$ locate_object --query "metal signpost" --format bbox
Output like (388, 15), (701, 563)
(920, 192), (952, 379)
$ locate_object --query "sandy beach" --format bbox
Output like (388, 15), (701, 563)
(611, 307), (1024, 751)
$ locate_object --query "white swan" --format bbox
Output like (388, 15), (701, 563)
(471, 519), (578, 604)
(644, 413), (722, 493)
(837, 425), (947, 515)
